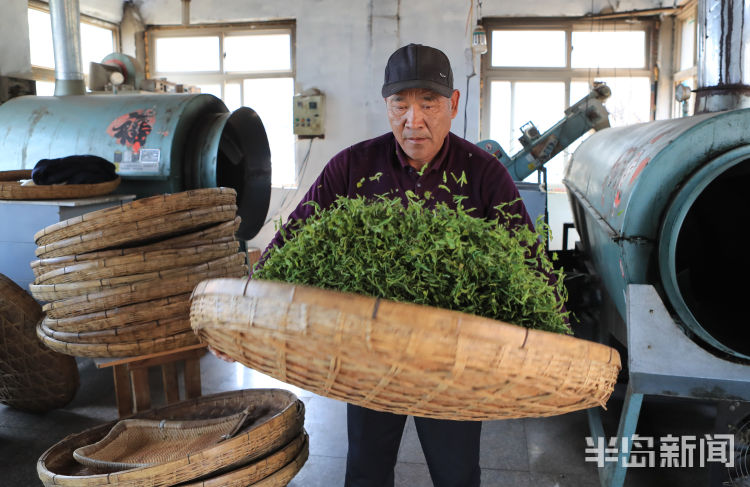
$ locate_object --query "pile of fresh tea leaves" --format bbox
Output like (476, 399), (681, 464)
(253, 194), (570, 335)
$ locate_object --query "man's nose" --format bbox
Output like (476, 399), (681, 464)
(405, 104), (425, 127)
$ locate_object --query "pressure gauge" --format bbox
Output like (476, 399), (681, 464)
(109, 72), (125, 87)
(675, 83), (692, 102)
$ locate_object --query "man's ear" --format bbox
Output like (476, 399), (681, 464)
(450, 90), (460, 118)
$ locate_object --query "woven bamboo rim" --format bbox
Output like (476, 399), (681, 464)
(30, 253), (246, 301)
(0, 170), (121, 201)
(73, 408), (254, 470)
(43, 264), (247, 319)
(40, 315), (190, 344)
(31, 218), (240, 278)
(37, 388), (305, 487)
(36, 326), (200, 358)
(34, 241), (240, 285)
(179, 432), (308, 487)
(191, 278), (622, 421)
(34, 187), (237, 245)
(35, 205), (238, 258)
(42, 294), (191, 334)
(246, 439), (308, 487)
(0, 169), (33, 181)
(0, 273), (79, 412)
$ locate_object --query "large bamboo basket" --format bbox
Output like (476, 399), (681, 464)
(33, 242), (240, 285)
(36, 326), (200, 358)
(39, 315), (191, 344)
(191, 279), (622, 421)
(0, 170), (120, 200)
(41, 294), (191, 334)
(179, 433), (308, 487)
(30, 252), (247, 301)
(0, 274), (79, 412)
(246, 441), (308, 487)
(73, 409), (256, 470)
(37, 388), (306, 487)
(44, 264), (247, 319)
(35, 205), (238, 258)
(34, 187), (237, 245)
(30, 219), (240, 278)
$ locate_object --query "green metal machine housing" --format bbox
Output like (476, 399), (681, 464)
(565, 109), (750, 362)
(0, 93), (271, 240)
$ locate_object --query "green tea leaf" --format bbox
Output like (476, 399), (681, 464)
(254, 195), (570, 335)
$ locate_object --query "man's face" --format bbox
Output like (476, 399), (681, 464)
(386, 88), (460, 170)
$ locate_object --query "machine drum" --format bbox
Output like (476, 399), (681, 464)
(672, 161), (750, 357)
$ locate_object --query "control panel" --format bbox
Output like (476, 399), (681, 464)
(293, 91), (325, 137)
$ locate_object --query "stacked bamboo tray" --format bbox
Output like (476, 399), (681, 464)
(31, 188), (248, 358)
(37, 388), (308, 487)
(0, 169), (121, 200)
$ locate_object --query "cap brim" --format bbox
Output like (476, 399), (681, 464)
(381, 80), (453, 99)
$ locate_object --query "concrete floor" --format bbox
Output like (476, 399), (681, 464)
(0, 353), (727, 486)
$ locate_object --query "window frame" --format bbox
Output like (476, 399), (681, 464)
(146, 21), (297, 188)
(480, 17), (657, 143)
(145, 21), (296, 99)
(27, 0), (120, 83)
(672, 0), (698, 117)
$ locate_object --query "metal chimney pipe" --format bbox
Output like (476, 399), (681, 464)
(695, 0), (750, 112)
(49, 0), (85, 96)
(182, 0), (191, 26)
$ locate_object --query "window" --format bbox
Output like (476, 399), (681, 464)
(154, 36), (221, 72)
(147, 23), (296, 187)
(673, 0), (697, 118)
(481, 19), (655, 187)
(492, 31), (566, 67)
(27, 1), (118, 95)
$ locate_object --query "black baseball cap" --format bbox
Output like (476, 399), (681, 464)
(381, 44), (454, 98)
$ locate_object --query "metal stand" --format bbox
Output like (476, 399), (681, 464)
(588, 284), (750, 487)
(588, 384), (644, 487)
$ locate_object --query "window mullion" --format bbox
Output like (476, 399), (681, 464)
(483, 70), (575, 81)
(509, 81), (516, 151)
(219, 32), (226, 80)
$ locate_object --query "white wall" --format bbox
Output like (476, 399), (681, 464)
(0, 0), (31, 76)
(79, 0), (123, 23)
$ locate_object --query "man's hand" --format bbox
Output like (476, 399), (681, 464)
(208, 345), (235, 363)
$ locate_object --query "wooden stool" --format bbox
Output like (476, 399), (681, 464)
(247, 246), (261, 270)
(94, 344), (207, 417)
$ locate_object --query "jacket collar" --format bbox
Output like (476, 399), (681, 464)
(393, 132), (451, 175)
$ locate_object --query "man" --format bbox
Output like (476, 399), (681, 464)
(254, 43), (535, 486)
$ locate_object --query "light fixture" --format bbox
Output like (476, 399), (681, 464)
(472, 20), (488, 55)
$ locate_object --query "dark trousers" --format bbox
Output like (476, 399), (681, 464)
(344, 404), (482, 487)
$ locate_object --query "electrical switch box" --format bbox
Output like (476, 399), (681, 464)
(293, 91), (325, 137)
